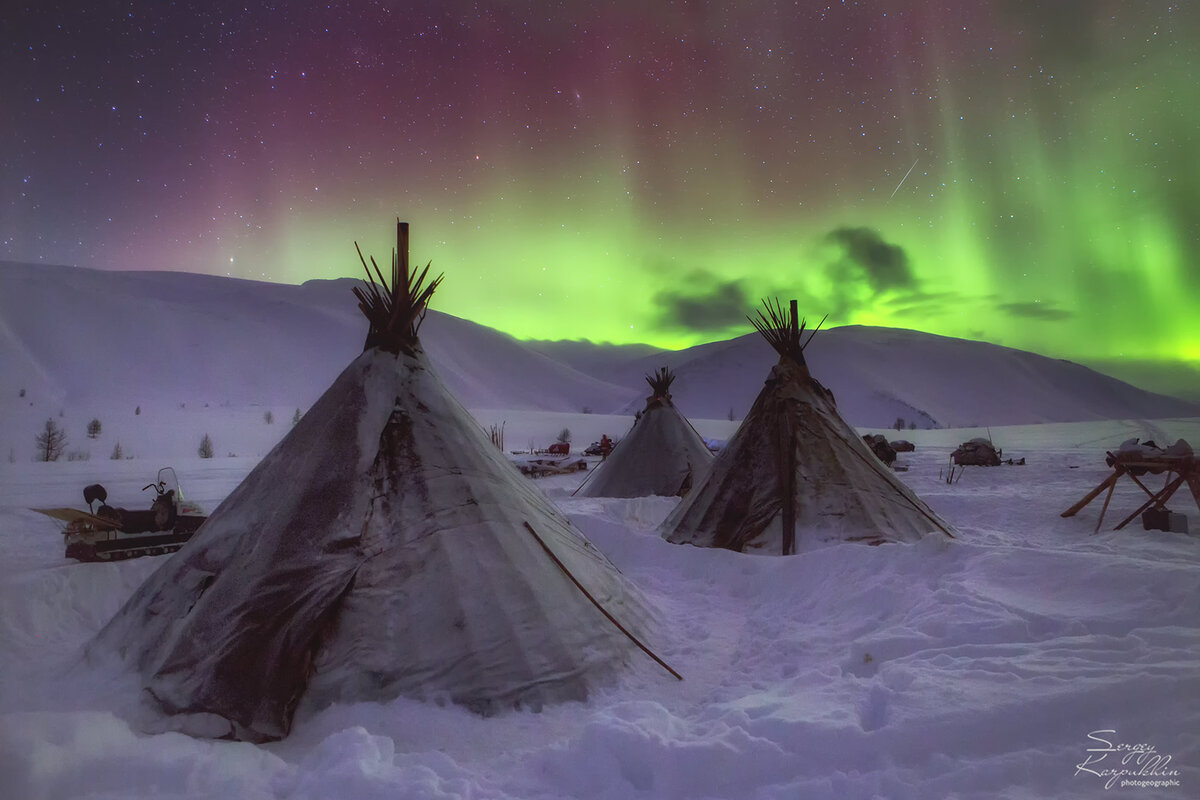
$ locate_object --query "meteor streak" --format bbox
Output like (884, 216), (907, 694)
(888, 159), (919, 201)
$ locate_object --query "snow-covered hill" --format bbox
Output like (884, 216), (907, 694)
(613, 325), (1200, 428)
(2, 260), (1197, 463)
(0, 262), (636, 414)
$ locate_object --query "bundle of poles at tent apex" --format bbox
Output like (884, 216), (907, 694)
(660, 297), (955, 556)
(352, 220), (443, 353)
(751, 299), (822, 555)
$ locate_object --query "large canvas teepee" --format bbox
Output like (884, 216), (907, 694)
(661, 299), (955, 554)
(91, 222), (659, 742)
(578, 367), (713, 498)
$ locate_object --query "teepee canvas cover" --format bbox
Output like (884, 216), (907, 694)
(578, 368), (713, 498)
(661, 300), (954, 554)
(91, 223), (655, 741)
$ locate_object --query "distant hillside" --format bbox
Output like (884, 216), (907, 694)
(606, 325), (1200, 428)
(1, 262), (1196, 451)
(522, 339), (666, 381)
(0, 264), (638, 415)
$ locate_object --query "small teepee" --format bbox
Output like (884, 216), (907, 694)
(577, 367), (713, 498)
(661, 299), (955, 554)
(91, 222), (664, 741)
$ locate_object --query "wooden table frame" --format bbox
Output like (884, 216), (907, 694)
(1061, 454), (1200, 533)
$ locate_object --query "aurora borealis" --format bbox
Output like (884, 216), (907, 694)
(3, 2), (1198, 376)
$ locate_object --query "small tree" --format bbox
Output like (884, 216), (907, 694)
(198, 433), (214, 459)
(292, 408), (302, 425)
(135, 405), (141, 415)
(110, 441), (124, 460)
(894, 417), (905, 431)
(35, 418), (68, 462)
(87, 418), (102, 438)
(728, 407), (736, 422)
(909, 421), (917, 430)
(264, 410), (274, 425)
(556, 427), (572, 444)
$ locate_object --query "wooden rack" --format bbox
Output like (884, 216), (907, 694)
(1061, 452), (1200, 532)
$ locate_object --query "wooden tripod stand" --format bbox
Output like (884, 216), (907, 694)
(1061, 452), (1200, 533)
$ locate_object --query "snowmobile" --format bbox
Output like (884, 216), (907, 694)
(34, 467), (208, 562)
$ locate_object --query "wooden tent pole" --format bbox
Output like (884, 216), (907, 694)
(396, 220), (410, 285)
(1061, 470), (1120, 518)
(780, 415), (796, 556)
(1113, 474), (1186, 530)
(570, 457), (603, 496)
(523, 521), (683, 681)
(778, 300), (799, 555)
(1094, 478), (1118, 533)
(1123, 469), (1160, 500)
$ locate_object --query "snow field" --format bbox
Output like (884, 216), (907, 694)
(0, 417), (1198, 798)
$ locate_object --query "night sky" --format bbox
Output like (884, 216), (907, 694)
(3, 2), (1198, 369)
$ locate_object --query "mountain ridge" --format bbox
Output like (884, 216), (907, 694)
(2, 261), (1196, 436)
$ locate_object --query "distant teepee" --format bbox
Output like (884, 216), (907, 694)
(661, 299), (955, 554)
(578, 367), (713, 498)
(91, 221), (664, 741)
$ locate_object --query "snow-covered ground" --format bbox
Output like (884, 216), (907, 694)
(1, 414), (1197, 799)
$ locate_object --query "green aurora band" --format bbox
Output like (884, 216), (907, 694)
(283, 62), (1198, 367)
(6, 2), (1198, 374)
(264, 8), (1199, 368)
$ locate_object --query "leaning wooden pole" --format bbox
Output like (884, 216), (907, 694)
(1113, 474), (1187, 530)
(523, 521), (683, 681)
(1094, 478), (1118, 533)
(1061, 471), (1120, 518)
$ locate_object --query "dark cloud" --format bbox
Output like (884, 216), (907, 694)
(824, 227), (915, 292)
(653, 271), (753, 332)
(998, 301), (1073, 321)
(806, 226), (918, 321)
(879, 290), (959, 318)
